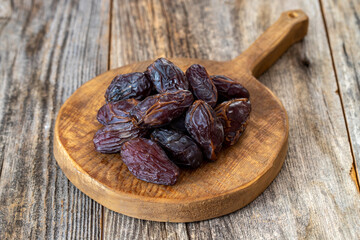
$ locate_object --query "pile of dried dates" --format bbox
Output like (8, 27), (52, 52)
(93, 58), (251, 185)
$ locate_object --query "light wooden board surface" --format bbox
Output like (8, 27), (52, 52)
(321, 0), (360, 187)
(0, 0), (359, 239)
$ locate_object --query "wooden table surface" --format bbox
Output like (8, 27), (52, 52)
(0, 0), (359, 239)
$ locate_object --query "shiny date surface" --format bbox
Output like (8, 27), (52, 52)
(151, 128), (203, 168)
(121, 138), (180, 185)
(185, 100), (224, 161)
(131, 90), (193, 128)
(215, 98), (251, 146)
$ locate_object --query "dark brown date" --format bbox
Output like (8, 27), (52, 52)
(211, 75), (250, 100)
(131, 90), (193, 128)
(105, 72), (152, 102)
(97, 98), (139, 125)
(215, 98), (251, 147)
(93, 121), (147, 153)
(146, 58), (188, 93)
(185, 100), (224, 161)
(186, 64), (217, 107)
(121, 138), (180, 185)
(151, 128), (203, 168)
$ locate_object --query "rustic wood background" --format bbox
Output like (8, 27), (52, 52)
(0, 0), (359, 239)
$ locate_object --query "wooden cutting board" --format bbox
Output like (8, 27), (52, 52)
(53, 10), (308, 222)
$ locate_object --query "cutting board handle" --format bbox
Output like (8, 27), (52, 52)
(232, 10), (309, 77)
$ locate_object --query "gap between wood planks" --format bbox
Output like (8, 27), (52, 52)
(108, 0), (113, 72)
(319, 0), (360, 192)
(101, 0), (114, 238)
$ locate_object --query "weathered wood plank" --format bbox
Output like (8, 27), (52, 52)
(0, 0), (109, 239)
(321, 0), (360, 188)
(104, 0), (360, 239)
(0, 0), (11, 19)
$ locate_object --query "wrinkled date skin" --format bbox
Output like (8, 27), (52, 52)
(146, 58), (189, 93)
(185, 100), (224, 161)
(186, 64), (218, 107)
(131, 90), (194, 128)
(211, 75), (250, 100)
(105, 72), (152, 102)
(121, 138), (180, 185)
(93, 121), (147, 153)
(151, 128), (203, 168)
(97, 98), (139, 125)
(215, 98), (251, 147)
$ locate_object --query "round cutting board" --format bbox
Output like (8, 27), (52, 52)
(53, 10), (308, 222)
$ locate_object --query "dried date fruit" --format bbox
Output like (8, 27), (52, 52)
(211, 75), (250, 100)
(215, 98), (251, 146)
(93, 121), (147, 153)
(121, 138), (180, 185)
(146, 58), (188, 93)
(186, 64), (218, 107)
(97, 98), (139, 125)
(185, 100), (224, 161)
(105, 72), (152, 102)
(93, 58), (254, 185)
(131, 90), (193, 128)
(151, 128), (203, 168)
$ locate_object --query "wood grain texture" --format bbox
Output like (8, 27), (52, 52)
(0, 0), (11, 19)
(0, 0), (109, 239)
(234, 10), (308, 77)
(104, 0), (360, 239)
(320, 0), (360, 188)
(1, 0), (359, 239)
